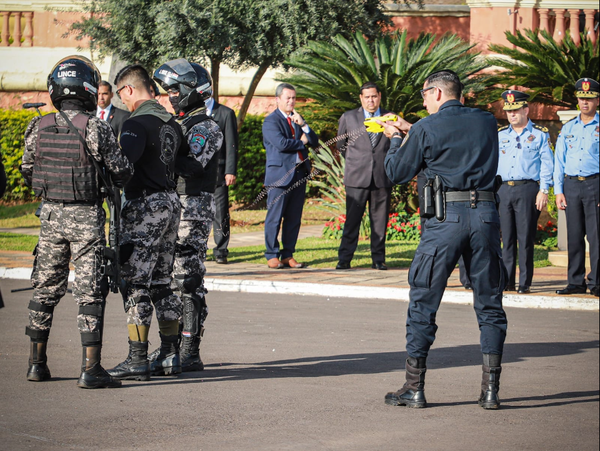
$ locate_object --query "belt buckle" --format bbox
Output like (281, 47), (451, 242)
(507, 181), (515, 186)
(577, 176), (586, 181)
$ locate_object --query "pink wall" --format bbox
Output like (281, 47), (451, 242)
(389, 16), (470, 42)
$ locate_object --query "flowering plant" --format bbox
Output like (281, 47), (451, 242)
(322, 209), (422, 242)
(535, 220), (558, 247)
(323, 214), (347, 240)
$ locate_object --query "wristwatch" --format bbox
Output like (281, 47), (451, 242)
(540, 188), (549, 194)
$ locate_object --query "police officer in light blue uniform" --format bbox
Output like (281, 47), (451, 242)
(380, 70), (507, 410)
(554, 78), (599, 297)
(497, 90), (554, 294)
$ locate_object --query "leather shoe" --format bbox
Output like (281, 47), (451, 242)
(267, 258), (284, 269)
(517, 285), (530, 294)
(281, 257), (306, 268)
(215, 257), (228, 264)
(371, 262), (388, 270)
(336, 261), (351, 270)
(589, 286), (599, 297)
(556, 284), (587, 295)
(505, 284), (516, 292)
(464, 284), (473, 290)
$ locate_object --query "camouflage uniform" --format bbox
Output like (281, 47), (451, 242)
(21, 111), (132, 335)
(120, 190), (182, 327)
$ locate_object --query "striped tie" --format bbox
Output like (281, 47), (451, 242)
(367, 113), (377, 148)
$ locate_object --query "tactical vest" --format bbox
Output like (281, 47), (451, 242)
(32, 113), (98, 202)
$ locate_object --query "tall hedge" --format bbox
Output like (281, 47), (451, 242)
(0, 109), (37, 201)
(230, 113), (267, 206)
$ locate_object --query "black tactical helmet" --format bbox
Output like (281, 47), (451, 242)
(153, 58), (212, 114)
(47, 55), (102, 111)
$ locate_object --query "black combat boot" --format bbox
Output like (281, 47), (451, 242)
(77, 346), (121, 389)
(107, 340), (151, 381)
(385, 357), (427, 408)
(180, 329), (204, 372)
(478, 353), (502, 409)
(150, 333), (182, 376)
(27, 340), (51, 382)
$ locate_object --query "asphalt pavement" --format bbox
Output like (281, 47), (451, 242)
(0, 279), (598, 450)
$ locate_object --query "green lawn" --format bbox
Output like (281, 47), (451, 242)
(0, 232), (40, 252)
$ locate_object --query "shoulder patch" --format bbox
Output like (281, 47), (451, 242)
(498, 125), (509, 131)
(533, 124), (549, 133)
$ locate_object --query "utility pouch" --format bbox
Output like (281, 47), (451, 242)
(434, 175), (445, 222)
(422, 178), (435, 218)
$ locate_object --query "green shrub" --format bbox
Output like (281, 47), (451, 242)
(0, 109), (38, 201)
(229, 113), (267, 206)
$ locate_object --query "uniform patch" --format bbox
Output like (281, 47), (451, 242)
(527, 134), (535, 142)
(191, 133), (207, 147)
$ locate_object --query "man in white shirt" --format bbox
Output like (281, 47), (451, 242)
(96, 81), (130, 138)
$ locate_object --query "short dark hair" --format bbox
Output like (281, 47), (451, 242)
(425, 70), (463, 99)
(98, 80), (112, 92)
(360, 81), (380, 94)
(114, 64), (152, 95)
(275, 83), (296, 98)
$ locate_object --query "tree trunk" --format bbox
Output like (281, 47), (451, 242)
(210, 57), (221, 102)
(236, 60), (271, 130)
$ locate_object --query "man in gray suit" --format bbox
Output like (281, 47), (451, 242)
(206, 95), (239, 264)
(96, 81), (130, 138)
(336, 82), (393, 270)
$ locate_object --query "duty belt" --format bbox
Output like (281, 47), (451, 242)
(445, 190), (496, 208)
(503, 179), (537, 186)
(566, 173), (599, 181)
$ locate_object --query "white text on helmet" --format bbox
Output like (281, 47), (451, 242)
(159, 69), (179, 79)
(58, 71), (77, 78)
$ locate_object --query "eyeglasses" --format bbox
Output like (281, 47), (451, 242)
(515, 135), (521, 149)
(115, 84), (133, 99)
(420, 86), (437, 99)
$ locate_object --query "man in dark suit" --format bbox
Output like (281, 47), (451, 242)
(96, 81), (130, 138)
(336, 82), (393, 270)
(262, 83), (318, 269)
(206, 95), (239, 264)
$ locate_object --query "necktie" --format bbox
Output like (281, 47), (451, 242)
(99, 110), (105, 120)
(367, 113), (377, 148)
(287, 116), (305, 163)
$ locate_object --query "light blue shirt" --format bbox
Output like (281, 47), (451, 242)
(497, 120), (554, 191)
(553, 112), (600, 194)
(205, 96), (215, 116)
(363, 108), (381, 119)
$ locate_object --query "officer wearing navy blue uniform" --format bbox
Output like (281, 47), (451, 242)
(554, 78), (599, 297)
(497, 90), (554, 294)
(380, 70), (507, 410)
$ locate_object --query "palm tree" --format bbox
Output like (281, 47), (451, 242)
(481, 29), (599, 109)
(282, 30), (488, 122)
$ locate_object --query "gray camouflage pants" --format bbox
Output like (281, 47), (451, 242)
(173, 193), (215, 326)
(29, 202), (106, 334)
(120, 191), (182, 327)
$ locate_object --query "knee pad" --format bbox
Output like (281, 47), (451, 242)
(25, 326), (50, 342)
(182, 294), (203, 336)
(174, 273), (203, 295)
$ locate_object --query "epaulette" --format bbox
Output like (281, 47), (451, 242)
(533, 124), (549, 133)
(498, 125), (509, 131)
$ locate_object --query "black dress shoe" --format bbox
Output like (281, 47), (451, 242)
(371, 262), (388, 270)
(505, 284), (516, 292)
(517, 285), (530, 294)
(464, 284), (473, 290)
(336, 261), (351, 270)
(556, 284), (587, 295)
(589, 286), (599, 297)
(215, 257), (228, 264)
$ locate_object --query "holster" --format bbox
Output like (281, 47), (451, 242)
(434, 175), (445, 222)
(421, 178), (435, 219)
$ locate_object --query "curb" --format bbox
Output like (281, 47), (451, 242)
(2, 266), (597, 312)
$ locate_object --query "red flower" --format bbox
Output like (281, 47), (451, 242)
(417, 225), (422, 230)
(417, 208), (420, 214)
(401, 222), (406, 226)
(546, 221), (553, 227)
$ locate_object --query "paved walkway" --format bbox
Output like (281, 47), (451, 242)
(1, 225), (598, 311)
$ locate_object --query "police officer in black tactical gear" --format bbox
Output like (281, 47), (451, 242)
(379, 70), (508, 410)
(153, 59), (223, 372)
(20, 56), (133, 389)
